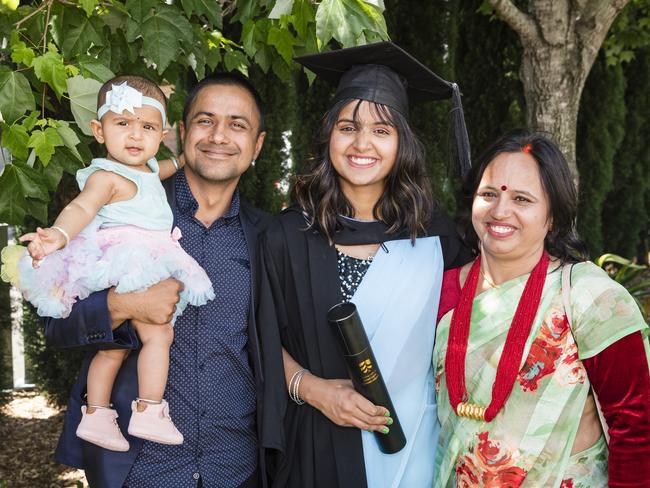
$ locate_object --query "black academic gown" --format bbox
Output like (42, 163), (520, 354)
(257, 206), (471, 488)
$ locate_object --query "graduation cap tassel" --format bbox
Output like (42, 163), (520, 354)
(449, 83), (472, 178)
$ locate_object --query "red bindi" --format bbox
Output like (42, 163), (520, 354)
(501, 185), (507, 191)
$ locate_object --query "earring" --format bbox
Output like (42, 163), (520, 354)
(251, 159), (256, 166)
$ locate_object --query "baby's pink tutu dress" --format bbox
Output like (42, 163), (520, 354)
(5, 158), (214, 319)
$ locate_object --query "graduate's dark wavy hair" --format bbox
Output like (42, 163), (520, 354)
(464, 130), (588, 264)
(293, 99), (433, 242)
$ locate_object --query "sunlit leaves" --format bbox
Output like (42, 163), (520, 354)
(10, 33), (35, 66)
(28, 127), (64, 166)
(32, 45), (67, 99)
(0, 0), (388, 226)
(316, 0), (388, 47)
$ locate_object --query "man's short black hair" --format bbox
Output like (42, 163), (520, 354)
(182, 72), (265, 133)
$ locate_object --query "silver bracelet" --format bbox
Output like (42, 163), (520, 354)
(289, 368), (309, 405)
(51, 226), (70, 247)
(170, 156), (179, 170)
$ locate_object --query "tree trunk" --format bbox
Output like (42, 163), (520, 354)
(519, 42), (585, 180)
(488, 0), (631, 184)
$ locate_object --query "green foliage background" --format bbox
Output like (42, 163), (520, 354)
(1, 0), (650, 405)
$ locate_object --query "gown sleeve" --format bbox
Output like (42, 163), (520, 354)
(582, 331), (650, 487)
(256, 228), (290, 464)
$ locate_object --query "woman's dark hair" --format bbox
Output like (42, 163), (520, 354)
(293, 98), (434, 242)
(464, 130), (588, 263)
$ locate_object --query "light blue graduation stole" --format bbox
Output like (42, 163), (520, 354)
(352, 236), (443, 488)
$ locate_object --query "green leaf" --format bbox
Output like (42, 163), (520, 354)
(66, 75), (101, 136)
(224, 49), (249, 75)
(22, 111), (39, 131)
(79, 0), (99, 17)
(1, 123), (29, 160)
(40, 156), (64, 191)
(28, 127), (64, 166)
(1, 0), (19, 10)
(231, 0), (260, 24)
(181, 0), (223, 28)
(61, 15), (105, 58)
(50, 146), (86, 175)
(242, 19), (257, 57)
(0, 165), (29, 224)
(126, 0), (156, 23)
(268, 26), (296, 65)
(271, 56), (292, 81)
(363, 0), (384, 12)
(10, 34), (35, 66)
(24, 197), (48, 224)
(140, 6), (194, 74)
(254, 45), (272, 73)
(55, 121), (83, 162)
(32, 51), (68, 99)
(77, 55), (115, 82)
(291, 0), (315, 40)
(9, 161), (49, 200)
(0, 67), (36, 124)
(315, 0), (387, 47)
(206, 46), (222, 70)
(269, 0), (294, 19)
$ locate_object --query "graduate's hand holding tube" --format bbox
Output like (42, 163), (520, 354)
(282, 349), (391, 433)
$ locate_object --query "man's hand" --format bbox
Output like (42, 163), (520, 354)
(19, 227), (67, 267)
(107, 279), (183, 329)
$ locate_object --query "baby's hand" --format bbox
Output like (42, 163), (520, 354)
(19, 227), (67, 267)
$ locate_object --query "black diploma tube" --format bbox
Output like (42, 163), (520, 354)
(327, 301), (406, 454)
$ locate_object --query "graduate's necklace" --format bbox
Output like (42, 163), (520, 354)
(445, 251), (550, 422)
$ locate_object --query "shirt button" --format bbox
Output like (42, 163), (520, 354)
(192, 472), (200, 480)
(199, 363), (205, 371)
(200, 410), (206, 417)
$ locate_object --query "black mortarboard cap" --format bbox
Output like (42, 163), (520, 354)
(295, 41), (472, 176)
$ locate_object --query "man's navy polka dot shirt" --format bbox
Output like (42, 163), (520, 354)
(125, 172), (257, 487)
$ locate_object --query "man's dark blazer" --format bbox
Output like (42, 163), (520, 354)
(45, 174), (270, 488)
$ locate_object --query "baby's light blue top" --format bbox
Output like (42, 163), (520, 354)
(76, 158), (173, 231)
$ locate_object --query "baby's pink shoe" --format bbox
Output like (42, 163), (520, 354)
(76, 406), (130, 452)
(127, 399), (183, 445)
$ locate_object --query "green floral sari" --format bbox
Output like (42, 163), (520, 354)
(433, 262), (649, 488)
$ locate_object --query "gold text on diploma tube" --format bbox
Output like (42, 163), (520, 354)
(358, 359), (379, 385)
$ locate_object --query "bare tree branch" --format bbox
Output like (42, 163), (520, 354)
(488, 0), (539, 44)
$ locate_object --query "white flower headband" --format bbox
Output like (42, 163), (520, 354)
(97, 82), (166, 123)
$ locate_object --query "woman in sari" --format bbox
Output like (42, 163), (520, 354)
(257, 42), (471, 487)
(433, 131), (650, 487)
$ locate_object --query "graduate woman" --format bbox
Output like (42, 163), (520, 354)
(258, 42), (472, 488)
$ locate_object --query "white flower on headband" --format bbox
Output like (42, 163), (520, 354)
(104, 82), (143, 116)
(96, 82), (167, 122)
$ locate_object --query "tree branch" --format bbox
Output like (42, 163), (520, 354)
(488, 0), (539, 44)
(576, 0), (631, 73)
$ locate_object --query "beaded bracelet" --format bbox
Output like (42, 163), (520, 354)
(288, 368), (309, 405)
